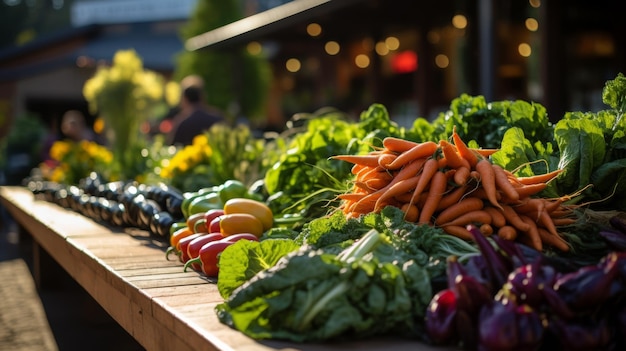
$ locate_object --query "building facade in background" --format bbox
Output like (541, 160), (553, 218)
(1, 0), (624, 137)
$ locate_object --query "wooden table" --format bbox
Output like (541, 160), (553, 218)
(0, 186), (444, 351)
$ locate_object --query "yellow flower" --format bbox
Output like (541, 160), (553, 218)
(165, 81), (181, 107)
(192, 134), (208, 147)
(93, 117), (105, 134)
(49, 141), (71, 161)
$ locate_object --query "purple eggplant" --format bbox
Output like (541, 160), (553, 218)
(600, 250), (626, 281)
(503, 260), (558, 310)
(454, 273), (493, 349)
(549, 317), (611, 351)
(598, 228), (626, 251)
(467, 225), (513, 289)
(443, 255), (494, 349)
(425, 288), (458, 345)
(478, 300), (544, 351)
(554, 261), (618, 312)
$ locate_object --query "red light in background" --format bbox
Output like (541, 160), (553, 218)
(391, 50), (418, 73)
(159, 119), (172, 134)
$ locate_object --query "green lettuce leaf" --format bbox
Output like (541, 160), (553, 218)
(215, 231), (431, 342)
(555, 117), (606, 194)
(217, 238), (300, 299)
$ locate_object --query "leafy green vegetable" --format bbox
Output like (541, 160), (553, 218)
(263, 104), (410, 222)
(490, 74), (626, 210)
(554, 117), (606, 193)
(418, 94), (554, 148)
(548, 74), (626, 210)
(215, 229), (433, 342)
(217, 238), (301, 299)
(602, 72), (626, 116)
(299, 206), (479, 277)
(491, 128), (560, 197)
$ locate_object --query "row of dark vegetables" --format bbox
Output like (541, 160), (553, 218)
(24, 172), (626, 350)
(26, 172), (184, 239)
(426, 220), (626, 350)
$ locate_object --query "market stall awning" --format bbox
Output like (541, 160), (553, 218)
(185, 0), (365, 51)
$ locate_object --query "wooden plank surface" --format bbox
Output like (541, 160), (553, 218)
(0, 186), (446, 351)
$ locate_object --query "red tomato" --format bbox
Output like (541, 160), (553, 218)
(186, 233), (224, 271)
(222, 233), (260, 243)
(204, 209), (225, 226)
(177, 233), (202, 263)
(196, 240), (233, 277)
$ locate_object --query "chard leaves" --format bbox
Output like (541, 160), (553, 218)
(215, 235), (429, 342)
(217, 238), (301, 299)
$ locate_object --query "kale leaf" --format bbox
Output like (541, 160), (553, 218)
(215, 229), (433, 342)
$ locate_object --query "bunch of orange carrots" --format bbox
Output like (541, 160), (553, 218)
(333, 127), (576, 252)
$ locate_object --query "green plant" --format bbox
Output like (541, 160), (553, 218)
(83, 49), (167, 180)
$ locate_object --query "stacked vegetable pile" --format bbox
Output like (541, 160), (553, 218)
(22, 73), (626, 350)
(426, 220), (626, 350)
(334, 127), (573, 252)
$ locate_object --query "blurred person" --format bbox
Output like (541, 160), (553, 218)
(60, 110), (96, 142)
(167, 75), (225, 146)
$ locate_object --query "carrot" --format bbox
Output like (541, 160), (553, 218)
(544, 198), (564, 213)
(536, 209), (559, 237)
(552, 217), (578, 226)
(435, 196), (485, 225)
(452, 126), (479, 168)
(352, 158), (425, 213)
(475, 159), (502, 210)
(385, 141), (438, 170)
(500, 204), (531, 232)
(355, 165), (385, 181)
(514, 183), (548, 198)
(484, 205), (506, 228)
(492, 164), (520, 203)
(354, 178), (390, 192)
(479, 223), (494, 236)
(378, 153), (398, 169)
(393, 157), (427, 181)
(440, 139), (470, 169)
(351, 163), (367, 175)
(394, 192), (414, 203)
(401, 203), (420, 222)
(468, 187), (502, 202)
(470, 170), (481, 182)
(438, 157), (449, 169)
(330, 154), (381, 167)
(443, 168), (456, 180)
(350, 194), (383, 214)
(409, 158), (440, 205)
(382, 137), (420, 153)
(442, 225), (474, 240)
(517, 169), (563, 185)
(338, 193), (368, 202)
(549, 203), (577, 218)
(418, 170), (448, 224)
(537, 227), (570, 252)
(436, 184), (470, 211)
(374, 176), (420, 211)
(471, 148), (499, 157)
(519, 215), (543, 251)
(497, 225), (518, 241)
(453, 166), (471, 186)
(514, 198), (546, 221)
(439, 209), (492, 228)
(415, 192), (430, 210)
